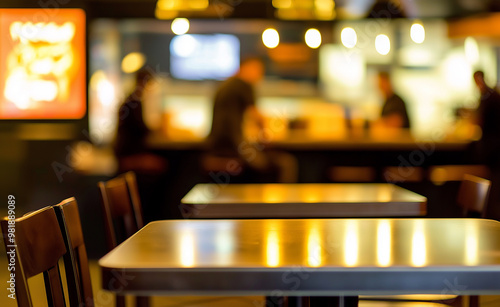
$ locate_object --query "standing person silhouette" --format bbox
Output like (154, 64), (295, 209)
(470, 70), (500, 219)
(113, 67), (168, 221)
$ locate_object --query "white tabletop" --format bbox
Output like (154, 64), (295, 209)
(180, 183), (427, 218)
(99, 218), (500, 296)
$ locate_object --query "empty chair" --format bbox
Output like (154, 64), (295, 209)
(456, 174), (491, 218)
(54, 197), (94, 307)
(360, 174), (491, 307)
(98, 171), (144, 251)
(1, 207), (69, 307)
(98, 171), (148, 307)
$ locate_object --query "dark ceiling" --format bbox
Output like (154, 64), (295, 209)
(2, 0), (500, 20)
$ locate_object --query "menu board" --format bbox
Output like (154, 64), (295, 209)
(0, 9), (86, 119)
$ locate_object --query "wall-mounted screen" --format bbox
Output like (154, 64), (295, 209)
(0, 9), (86, 119)
(170, 34), (239, 80)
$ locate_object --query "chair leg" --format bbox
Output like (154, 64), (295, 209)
(469, 295), (479, 307)
(116, 295), (126, 307)
(136, 296), (150, 307)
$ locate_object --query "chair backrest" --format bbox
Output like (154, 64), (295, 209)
(54, 197), (94, 307)
(1, 207), (67, 307)
(98, 171), (144, 250)
(457, 174), (491, 218)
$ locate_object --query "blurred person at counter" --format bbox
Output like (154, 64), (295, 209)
(376, 71), (411, 129)
(472, 70), (500, 219)
(207, 56), (297, 183)
(472, 70), (500, 167)
(113, 67), (169, 221)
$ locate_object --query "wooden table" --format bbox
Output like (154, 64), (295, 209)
(99, 218), (500, 306)
(180, 183), (427, 218)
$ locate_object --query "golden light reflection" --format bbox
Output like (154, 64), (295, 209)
(262, 185), (287, 203)
(266, 230), (280, 267)
(300, 186), (322, 203)
(180, 231), (195, 267)
(376, 220), (392, 267)
(376, 185), (393, 203)
(121, 52), (146, 74)
(344, 220), (359, 267)
(465, 221), (478, 266)
(307, 226), (322, 267)
(411, 220), (427, 267)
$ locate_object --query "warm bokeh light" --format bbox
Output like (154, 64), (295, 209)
(410, 22), (425, 44)
(171, 18), (190, 35)
(314, 0), (335, 20)
(1, 9), (86, 119)
(341, 27), (357, 48)
(305, 28), (322, 49)
(157, 0), (208, 11)
(121, 52), (146, 74)
(262, 28), (280, 49)
(464, 36), (480, 65)
(90, 70), (116, 107)
(442, 51), (472, 90)
(272, 0), (292, 9)
(375, 34), (391, 55)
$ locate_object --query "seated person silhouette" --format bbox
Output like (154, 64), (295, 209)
(207, 57), (297, 183)
(377, 71), (411, 129)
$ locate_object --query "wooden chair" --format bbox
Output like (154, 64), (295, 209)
(456, 174), (491, 218)
(360, 175), (491, 307)
(54, 197), (94, 307)
(98, 171), (148, 307)
(1, 206), (68, 307)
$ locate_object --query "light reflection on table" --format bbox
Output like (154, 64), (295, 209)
(100, 218), (500, 296)
(181, 183), (427, 218)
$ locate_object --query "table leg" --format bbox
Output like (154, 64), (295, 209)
(309, 296), (358, 307)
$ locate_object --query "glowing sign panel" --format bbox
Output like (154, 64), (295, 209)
(0, 9), (86, 119)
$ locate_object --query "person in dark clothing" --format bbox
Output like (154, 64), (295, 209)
(114, 68), (167, 174)
(113, 67), (168, 221)
(472, 70), (500, 219)
(473, 70), (500, 166)
(207, 57), (297, 183)
(377, 71), (411, 129)
(209, 68), (260, 157)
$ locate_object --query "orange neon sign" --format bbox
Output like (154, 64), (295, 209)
(0, 9), (85, 119)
